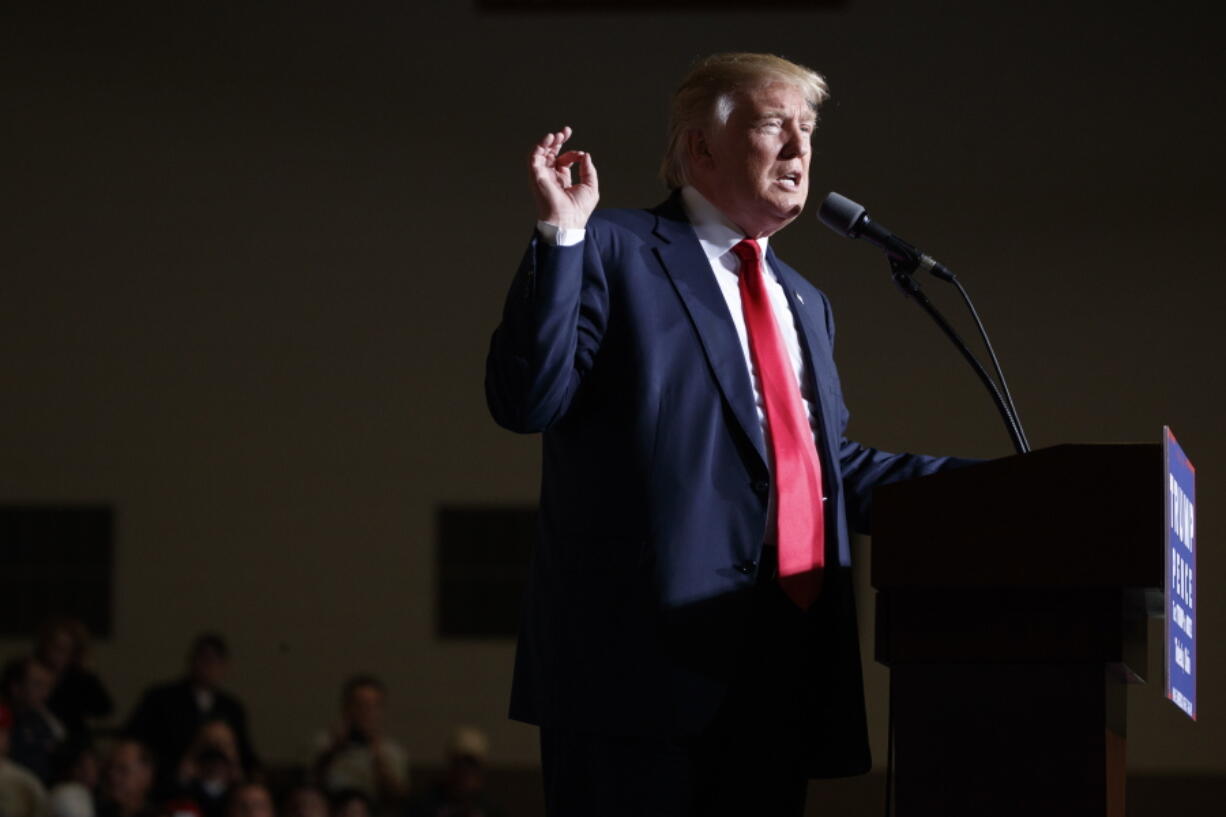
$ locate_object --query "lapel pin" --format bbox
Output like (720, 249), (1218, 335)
(796, 292), (804, 304)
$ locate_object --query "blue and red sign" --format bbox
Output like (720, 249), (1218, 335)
(1164, 426), (1196, 720)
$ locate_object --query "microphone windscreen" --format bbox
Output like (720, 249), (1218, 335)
(818, 192), (865, 237)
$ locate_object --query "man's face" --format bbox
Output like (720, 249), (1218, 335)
(335, 797), (370, 817)
(195, 720), (239, 762)
(189, 648), (227, 689)
(41, 629), (75, 672)
(344, 684), (385, 738)
(285, 788), (329, 817)
(21, 661), (54, 708)
(229, 785), (274, 817)
(694, 81), (815, 238)
(107, 742), (152, 802)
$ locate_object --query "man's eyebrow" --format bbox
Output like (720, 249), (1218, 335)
(753, 110), (818, 123)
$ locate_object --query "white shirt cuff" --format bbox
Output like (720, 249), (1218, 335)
(536, 221), (586, 247)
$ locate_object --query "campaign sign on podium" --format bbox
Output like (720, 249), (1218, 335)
(1165, 426), (1196, 719)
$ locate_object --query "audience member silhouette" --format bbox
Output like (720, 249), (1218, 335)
(125, 633), (258, 795)
(0, 702), (49, 817)
(35, 619), (113, 743)
(328, 790), (371, 817)
(279, 785), (328, 817)
(310, 676), (407, 807)
(95, 740), (157, 817)
(404, 727), (505, 817)
(2, 656), (66, 784)
(226, 783), (275, 817)
(46, 739), (100, 817)
(171, 720), (246, 817)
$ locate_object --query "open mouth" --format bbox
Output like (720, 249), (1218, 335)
(776, 172), (802, 190)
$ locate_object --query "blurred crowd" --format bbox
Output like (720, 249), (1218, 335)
(0, 620), (504, 817)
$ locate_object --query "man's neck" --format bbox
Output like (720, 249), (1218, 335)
(680, 186), (771, 259)
(685, 181), (783, 239)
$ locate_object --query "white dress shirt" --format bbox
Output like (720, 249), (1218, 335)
(677, 185), (822, 442)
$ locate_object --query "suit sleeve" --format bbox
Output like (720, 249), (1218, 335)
(817, 291), (980, 534)
(485, 229), (609, 433)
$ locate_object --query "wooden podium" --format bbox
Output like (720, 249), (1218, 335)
(872, 444), (1164, 817)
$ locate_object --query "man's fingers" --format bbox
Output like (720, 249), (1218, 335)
(530, 139), (553, 174)
(555, 151), (598, 190)
(534, 130), (558, 155)
(526, 126), (596, 226)
(530, 126), (576, 170)
(544, 128), (570, 154)
(579, 151), (598, 189)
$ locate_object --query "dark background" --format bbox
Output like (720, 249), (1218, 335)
(1, 0), (1221, 797)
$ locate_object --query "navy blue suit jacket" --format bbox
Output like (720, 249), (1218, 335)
(486, 193), (970, 777)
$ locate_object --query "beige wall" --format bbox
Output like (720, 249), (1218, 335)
(1, 0), (1221, 771)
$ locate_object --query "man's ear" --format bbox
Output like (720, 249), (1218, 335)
(686, 128), (715, 172)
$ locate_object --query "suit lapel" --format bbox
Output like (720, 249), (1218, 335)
(649, 195), (768, 469)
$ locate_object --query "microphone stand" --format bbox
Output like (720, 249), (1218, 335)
(888, 256), (1030, 455)
(944, 274), (1030, 451)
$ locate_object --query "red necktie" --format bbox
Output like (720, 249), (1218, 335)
(732, 239), (825, 609)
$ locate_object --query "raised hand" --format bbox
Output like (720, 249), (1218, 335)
(529, 126), (599, 230)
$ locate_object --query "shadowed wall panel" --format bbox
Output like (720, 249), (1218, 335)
(0, 506), (114, 637)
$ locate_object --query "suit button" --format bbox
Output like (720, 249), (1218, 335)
(735, 560), (756, 575)
(751, 480), (770, 496)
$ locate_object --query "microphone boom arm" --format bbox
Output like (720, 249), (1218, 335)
(888, 257), (1030, 455)
(818, 191), (1030, 454)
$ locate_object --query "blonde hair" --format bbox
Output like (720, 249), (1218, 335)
(660, 52), (829, 189)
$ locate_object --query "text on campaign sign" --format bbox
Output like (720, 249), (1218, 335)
(1164, 427), (1196, 720)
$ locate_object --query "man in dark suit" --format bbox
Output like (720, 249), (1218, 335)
(485, 52), (974, 817)
(125, 633), (258, 795)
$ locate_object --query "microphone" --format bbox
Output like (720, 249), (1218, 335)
(818, 192), (954, 281)
(817, 190), (1030, 454)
